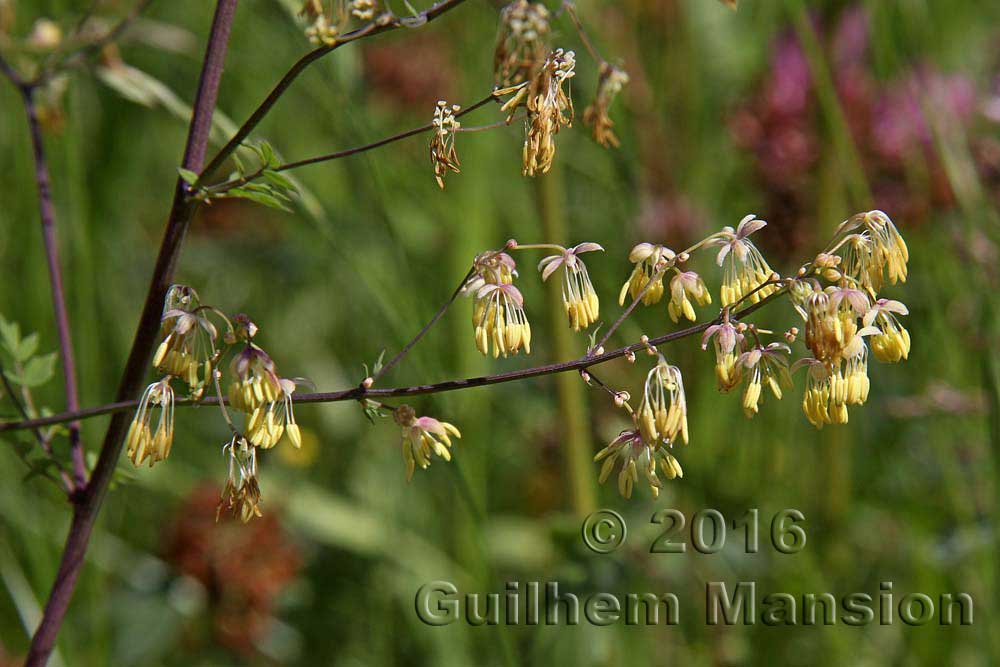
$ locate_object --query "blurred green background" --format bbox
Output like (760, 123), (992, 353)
(2, 0), (1000, 664)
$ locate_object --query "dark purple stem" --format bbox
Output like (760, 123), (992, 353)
(197, 0), (471, 183)
(24, 2), (238, 663)
(371, 266), (475, 384)
(593, 264), (665, 355)
(20, 88), (88, 491)
(1, 288), (787, 433)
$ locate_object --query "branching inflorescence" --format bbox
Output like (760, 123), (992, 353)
(0, 0), (912, 660)
(121, 207), (910, 514)
(0, 1), (913, 524)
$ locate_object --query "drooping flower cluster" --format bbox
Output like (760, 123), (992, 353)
(865, 298), (911, 363)
(128, 291), (303, 522)
(493, 0), (551, 87)
(702, 319), (744, 393)
(153, 286), (221, 398)
(595, 356), (688, 499)
(595, 428), (683, 499)
(834, 209), (909, 294)
(636, 357), (689, 447)
(228, 343), (282, 413)
(465, 250), (532, 358)
(710, 214), (780, 307)
(501, 48), (576, 176)
(787, 211), (910, 427)
(300, 0), (377, 46)
(537, 242), (603, 331)
(219, 436), (263, 523)
(246, 378), (302, 450)
(619, 243), (673, 306)
(430, 100), (461, 189)
(127, 286), (226, 469)
(584, 63), (629, 148)
(587, 208), (909, 497)
(736, 342), (792, 418)
(618, 243), (711, 323)
(125, 378), (175, 467)
(395, 405), (462, 480)
(668, 271), (712, 323)
(414, 2), (628, 185)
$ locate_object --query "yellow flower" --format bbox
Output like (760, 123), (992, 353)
(804, 286), (869, 365)
(228, 344), (282, 413)
(618, 243), (674, 306)
(711, 214), (779, 307)
(636, 358), (688, 446)
(794, 340), (871, 430)
(668, 271), (711, 323)
(863, 298), (911, 363)
(153, 305), (219, 397)
(836, 210), (909, 293)
(245, 378), (302, 450)
(702, 320), (743, 393)
(395, 406), (461, 480)
(349, 0), (376, 20)
(515, 48), (576, 176)
(472, 282), (532, 358)
(125, 378), (175, 467)
(465, 250), (517, 290)
(594, 428), (682, 499)
(798, 361), (839, 429)
(538, 242), (604, 331)
(736, 343), (791, 418)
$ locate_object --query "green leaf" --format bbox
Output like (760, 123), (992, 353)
(257, 141), (279, 169)
(226, 187), (293, 212)
(372, 349), (386, 376)
(17, 352), (57, 388)
(232, 152), (246, 176)
(177, 168), (199, 185)
(22, 457), (60, 484)
(262, 169), (297, 193)
(362, 401), (385, 425)
(587, 323), (604, 352)
(0, 315), (21, 357)
(14, 333), (39, 363)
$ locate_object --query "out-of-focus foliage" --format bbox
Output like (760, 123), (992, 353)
(2, 0), (1000, 665)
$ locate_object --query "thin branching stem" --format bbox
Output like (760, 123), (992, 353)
(371, 266), (476, 385)
(562, 1), (607, 66)
(593, 263), (667, 355)
(0, 289), (787, 434)
(203, 91), (501, 196)
(0, 51), (26, 88)
(197, 0), (472, 185)
(33, 0), (157, 87)
(0, 363), (74, 493)
(23, 3), (238, 664)
(18, 88), (88, 490)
